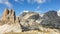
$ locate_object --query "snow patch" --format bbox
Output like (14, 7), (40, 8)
(57, 10), (60, 16)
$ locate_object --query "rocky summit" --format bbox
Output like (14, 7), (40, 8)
(0, 9), (60, 34)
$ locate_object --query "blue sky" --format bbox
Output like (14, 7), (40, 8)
(0, 0), (60, 16)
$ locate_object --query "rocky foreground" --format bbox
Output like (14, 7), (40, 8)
(0, 9), (60, 34)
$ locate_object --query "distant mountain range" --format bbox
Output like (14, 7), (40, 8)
(0, 9), (60, 34)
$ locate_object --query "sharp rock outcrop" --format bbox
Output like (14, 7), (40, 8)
(2, 9), (16, 24)
(2, 9), (9, 22)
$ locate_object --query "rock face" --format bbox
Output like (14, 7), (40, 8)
(1, 9), (60, 34)
(41, 11), (60, 29)
(2, 9), (16, 24)
(2, 9), (9, 22)
(0, 9), (22, 34)
(43, 11), (58, 19)
(9, 9), (16, 23)
(0, 23), (22, 34)
(19, 12), (40, 20)
(19, 12), (41, 31)
(19, 11), (60, 31)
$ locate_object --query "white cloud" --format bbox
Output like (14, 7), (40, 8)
(14, 0), (19, 2)
(57, 10), (60, 16)
(23, 10), (29, 12)
(14, 0), (46, 4)
(27, 0), (46, 4)
(5, 1), (12, 8)
(35, 0), (46, 3)
(14, 0), (24, 2)
(35, 6), (40, 11)
(14, 0), (24, 4)
(0, 0), (12, 8)
(18, 10), (29, 16)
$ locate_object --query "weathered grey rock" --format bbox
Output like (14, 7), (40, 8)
(19, 12), (40, 20)
(43, 11), (58, 20)
(40, 11), (60, 29)
(20, 19), (40, 31)
(19, 12), (41, 31)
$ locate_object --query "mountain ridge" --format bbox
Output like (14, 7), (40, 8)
(0, 9), (60, 34)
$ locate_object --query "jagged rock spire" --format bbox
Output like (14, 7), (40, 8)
(2, 8), (9, 21)
(2, 9), (16, 24)
(9, 9), (16, 23)
(9, 9), (15, 16)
